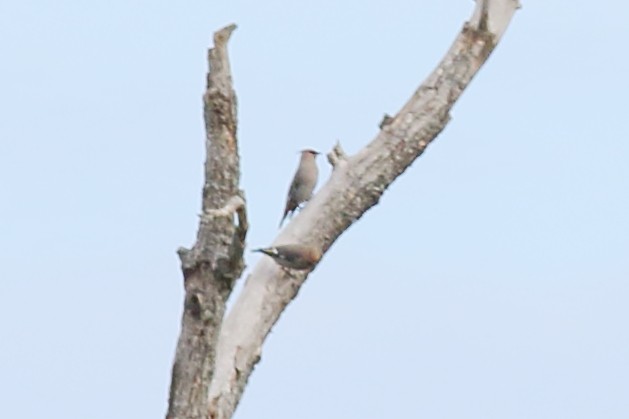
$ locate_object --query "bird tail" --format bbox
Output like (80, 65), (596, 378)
(279, 201), (293, 228)
(279, 212), (288, 228)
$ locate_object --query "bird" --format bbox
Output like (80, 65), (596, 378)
(279, 149), (320, 227)
(253, 244), (322, 271)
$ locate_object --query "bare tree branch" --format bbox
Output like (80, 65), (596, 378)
(167, 23), (246, 419)
(206, 1), (519, 418)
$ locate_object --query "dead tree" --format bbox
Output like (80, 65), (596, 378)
(167, 1), (520, 418)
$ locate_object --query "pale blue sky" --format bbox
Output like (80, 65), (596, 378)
(1, 1), (628, 418)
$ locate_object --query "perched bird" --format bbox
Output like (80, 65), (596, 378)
(253, 244), (322, 271)
(279, 149), (320, 227)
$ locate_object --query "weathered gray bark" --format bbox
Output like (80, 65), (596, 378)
(167, 1), (519, 418)
(167, 24), (247, 419)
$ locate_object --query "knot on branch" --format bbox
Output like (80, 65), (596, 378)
(177, 247), (195, 272)
(177, 247), (214, 281)
(186, 293), (203, 319)
(379, 113), (395, 130)
(327, 141), (348, 169)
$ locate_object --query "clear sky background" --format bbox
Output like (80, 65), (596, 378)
(1, 1), (628, 418)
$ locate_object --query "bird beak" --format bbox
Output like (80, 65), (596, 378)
(252, 248), (276, 257)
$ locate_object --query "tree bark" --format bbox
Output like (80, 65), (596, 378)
(167, 24), (247, 419)
(167, 1), (520, 418)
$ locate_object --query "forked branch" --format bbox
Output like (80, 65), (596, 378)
(167, 1), (520, 418)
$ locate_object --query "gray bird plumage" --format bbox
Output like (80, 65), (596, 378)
(279, 149), (319, 227)
(253, 244), (322, 271)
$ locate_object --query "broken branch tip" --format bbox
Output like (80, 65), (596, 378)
(213, 23), (238, 45)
